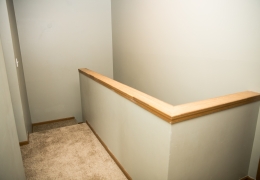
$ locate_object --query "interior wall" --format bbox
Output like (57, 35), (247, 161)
(111, 0), (260, 177)
(0, 36), (26, 180)
(0, 0), (31, 142)
(111, 0), (260, 105)
(6, 0), (32, 134)
(169, 102), (260, 180)
(80, 73), (171, 180)
(13, 0), (113, 123)
(249, 113), (260, 177)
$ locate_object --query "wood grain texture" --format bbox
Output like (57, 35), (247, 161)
(32, 117), (75, 126)
(79, 68), (260, 124)
(85, 121), (132, 180)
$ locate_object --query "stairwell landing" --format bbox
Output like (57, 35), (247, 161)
(20, 119), (127, 180)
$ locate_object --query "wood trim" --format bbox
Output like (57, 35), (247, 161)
(248, 177), (255, 180)
(85, 121), (132, 180)
(19, 133), (29, 146)
(32, 117), (75, 127)
(22, 118), (77, 146)
(240, 177), (248, 180)
(19, 141), (29, 146)
(257, 158), (260, 180)
(240, 176), (255, 180)
(79, 68), (260, 124)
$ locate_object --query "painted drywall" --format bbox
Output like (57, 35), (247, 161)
(249, 113), (260, 177)
(111, 0), (260, 105)
(80, 73), (171, 180)
(169, 102), (260, 180)
(0, 37), (26, 180)
(80, 72), (260, 179)
(111, 0), (260, 177)
(6, 0), (32, 135)
(0, 0), (31, 142)
(13, 0), (113, 123)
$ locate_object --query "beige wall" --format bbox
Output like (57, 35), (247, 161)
(169, 102), (260, 180)
(0, 36), (26, 180)
(0, 0), (31, 142)
(111, 0), (260, 177)
(13, 0), (113, 123)
(249, 113), (260, 177)
(80, 72), (260, 179)
(111, 0), (260, 105)
(6, 0), (32, 135)
(80, 73), (171, 180)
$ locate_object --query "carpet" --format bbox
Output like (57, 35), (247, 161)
(21, 123), (127, 180)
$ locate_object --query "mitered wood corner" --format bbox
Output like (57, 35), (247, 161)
(79, 68), (260, 125)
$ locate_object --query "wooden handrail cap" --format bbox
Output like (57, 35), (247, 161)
(79, 68), (260, 124)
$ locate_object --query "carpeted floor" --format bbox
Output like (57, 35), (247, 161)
(21, 123), (127, 180)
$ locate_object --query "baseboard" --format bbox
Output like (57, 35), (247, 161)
(19, 132), (29, 146)
(85, 121), (132, 180)
(21, 117), (76, 146)
(240, 176), (255, 180)
(257, 158), (260, 180)
(32, 117), (75, 127)
(19, 140), (29, 146)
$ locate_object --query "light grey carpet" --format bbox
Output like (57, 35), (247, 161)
(21, 123), (127, 180)
(33, 119), (78, 132)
